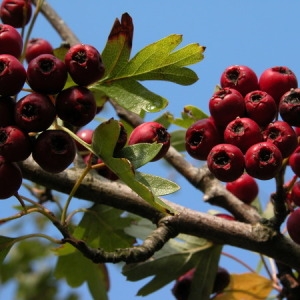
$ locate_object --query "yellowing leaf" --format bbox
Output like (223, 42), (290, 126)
(215, 273), (273, 300)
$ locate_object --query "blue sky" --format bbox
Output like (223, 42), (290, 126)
(1, 1), (300, 299)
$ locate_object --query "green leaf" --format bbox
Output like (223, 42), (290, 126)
(135, 172), (180, 196)
(170, 130), (186, 152)
(116, 143), (163, 169)
(0, 235), (17, 264)
(91, 119), (175, 214)
(93, 78), (168, 114)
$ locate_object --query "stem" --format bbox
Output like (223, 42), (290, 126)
(221, 251), (256, 273)
(13, 232), (63, 245)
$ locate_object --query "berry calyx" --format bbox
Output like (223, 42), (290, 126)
(56, 86), (96, 127)
(32, 130), (76, 173)
(259, 66), (298, 104)
(220, 65), (259, 96)
(14, 93), (56, 132)
(0, 156), (22, 199)
(128, 122), (170, 161)
(244, 142), (283, 180)
(27, 54), (68, 94)
(207, 143), (245, 182)
(25, 38), (54, 63)
(64, 44), (105, 86)
(226, 173), (258, 204)
(185, 118), (222, 160)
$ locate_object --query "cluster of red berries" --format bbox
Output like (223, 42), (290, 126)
(185, 65), (300, 183)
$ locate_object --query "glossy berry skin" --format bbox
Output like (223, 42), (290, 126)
(209, 87), (245, 127)
(287, 209), (300, 244)
(226, 173), (258, 204)
(27, 54), (68, 94)
(128, 122), (170, 161)
(0, 54), (26, 96)
(64, 44), (105, 86)
(32, 130), (76, 173)
(289, 146), (300, 177)
(279, 88), (300, 127)
(0, 125), (32, 161)
(14, 93), (56, 132)
(244, 142), (282, 180)
(259, 66), (298, 105)
(75, 128), (94, 151)
(244, 90), (277, 127)
(207, 143), (245, 182)
(290, 181), (300, 207)
(262, 121), (298, 158)
(0, 0), (32, 28)
(220, 65), (259, 96)
(25, 38), (53, 63)
(0, 24), (23, 57)
(185, 118), (222, 160)
(0, 96), (15, 127)
(0, 156), (22, 199)
(215, 213), (235, 221)
(223, 117), (263, 153)
(56, 86), (96, 127)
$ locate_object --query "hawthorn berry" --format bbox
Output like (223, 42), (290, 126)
(0, 125), (32, 161)
(185, 118), (222, 160)
(289, 146), (300, 177)
(207, 143), (245, 182)
(279, 88), (300, 127)
(262, 121), (298, 158)
(32, 130), (76, 173)
(259, 66), (298, 104)
(0, 0), (32, 28)
(64, 44), (105, 86)
(215, 213), (235, 221)
(128, 122), (170, 161)
(14, 93), (56, 132)
(0, 23), (23, 57)
(244, 90), (277, 127)
(0, 155), (22, 199)
(287, 209), (300, 244)
(223, 117), (263, 153)
(290, 181), (300, 207)
(25, 38), (54, 63)
(244, 142), (283, 180)
(75, 128), (94, 151)
(226, 173), (258, 204)
(0, 96), (15, 127)
(27, 54), (68, 94)
(220, 65), (259, 96)
(56, 86), (97, 127)
(0, 54), (26, 96)
(208, 87), (245, 127)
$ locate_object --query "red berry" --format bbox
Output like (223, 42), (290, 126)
(25, 38), (53, 63)
(212, 267), (231, 294)
(220, 65), (259, 96)
(64, 44), (105, 86)
(223, 117), (263, 153)
(259, 66), (298, 105)
(207, 143), (245, 182)
(226, 173), (258, 204)
(289, 146), (300, 177)
(279, 88), (300, 127)
(0, 125), (32, 161)
(27, 54), (68, 94)
(287, 209), (300, 244)
(215, 213), (235, 221)
(262, 121), (298, 158)
(0, 156), (22, 199)
(0, 96), (16, 127)
(128, 122), (170, 161)
(0, 54), (26, 96)
(185, 118), (222, 160)
(0, 0), (32, 28)
(56, 86), (96, 127)
(244, 142), (282, 180)
(0, 23), (23, 57)
(209, 87), (245, 127)
(14, 93), (56, 132)
(75, 128), (94, 151)
(290, 181), (300, 207)
(32, 130), (76, 173)
(244, 90), (277, 127)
